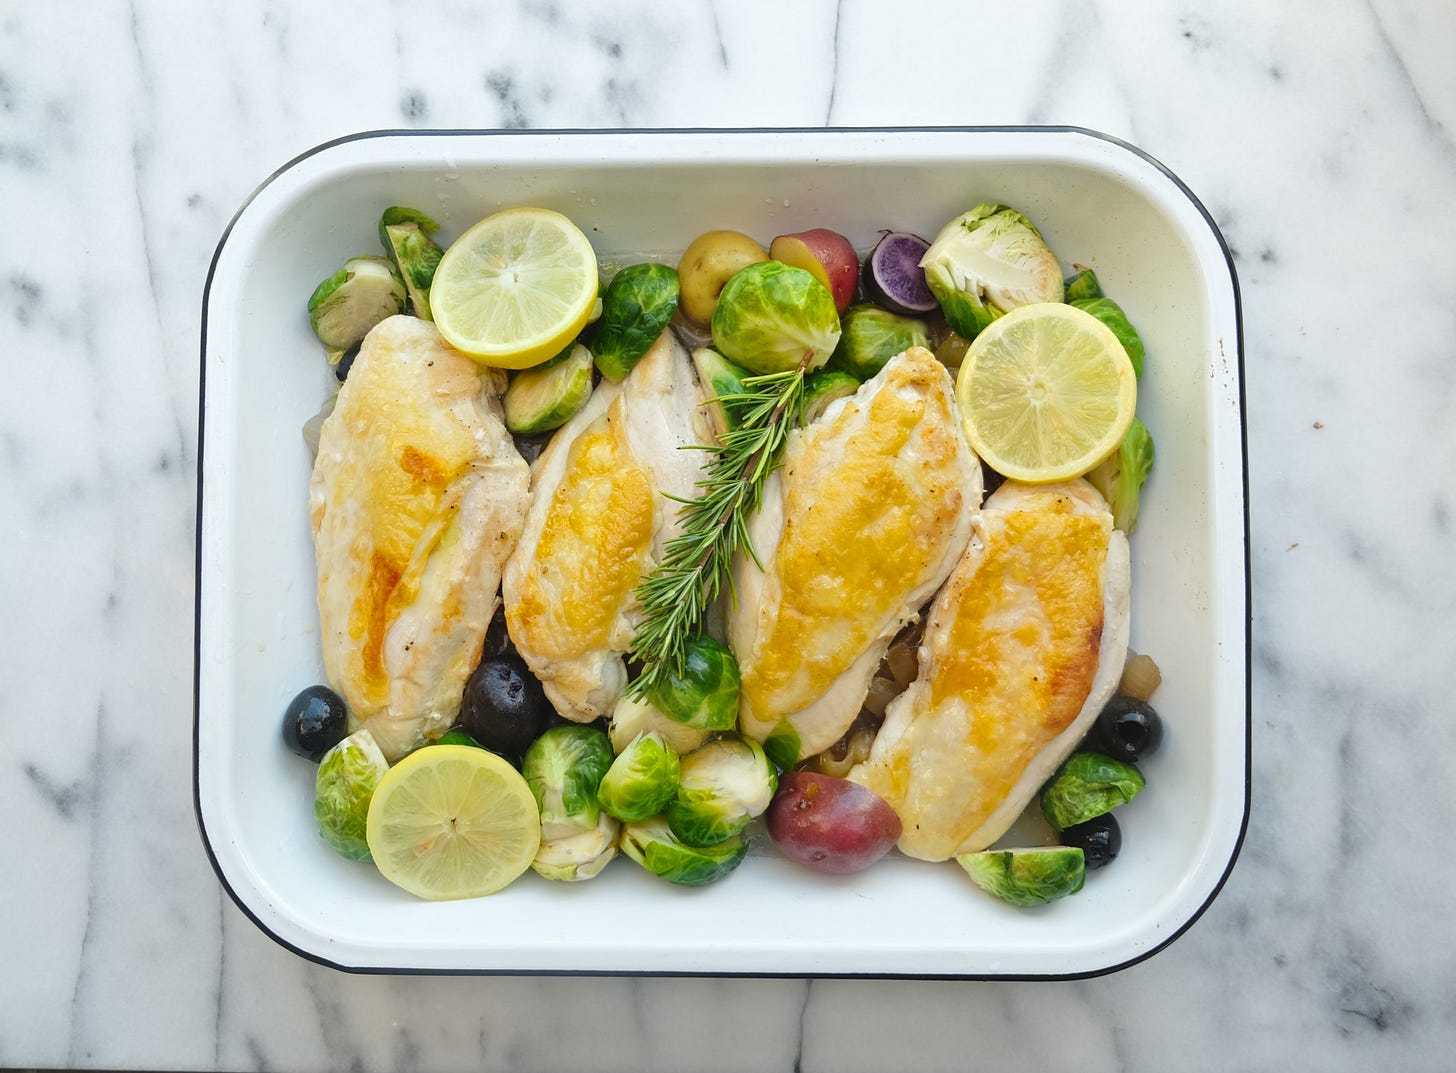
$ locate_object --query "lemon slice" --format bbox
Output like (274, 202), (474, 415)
(431, 207), (599, 369)
(955, 302), (1137, 482)
(365, 745), (541, 900)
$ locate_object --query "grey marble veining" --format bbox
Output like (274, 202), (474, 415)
(3, 0), (1456, 1069)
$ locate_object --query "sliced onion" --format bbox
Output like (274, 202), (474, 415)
(301, 393), (338, 461)
(1118, 651), (1162, 701)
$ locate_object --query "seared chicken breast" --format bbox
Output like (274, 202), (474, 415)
(310, 315), (531, 761)
(729, 347), (982, 763)
(504, 330), (712, 721)
(849, 479), (1131, 861)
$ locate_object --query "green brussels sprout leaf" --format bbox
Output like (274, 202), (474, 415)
(665, 733), (777, 848)
(1063, 267), (1104, 302)
(620, 815), (748, 887)
(314, 728), (389, 861)
(609, 695), (712, 756)
(827, 304), (929, 381)
(711, 261), (841, 375)
(646, 634), (740, 731)
(523, 724), (615, 841)
(761, 722), (802, 772)
(597, 731), (681, 823)
(1086, 417), (1155, 533)
(957, 847), (1086, 907)
(593, 263), (681, 380)
(433, 727), (485, 749)
(1040, 751), (1147, 830)
(1070, 297), (1145, 378)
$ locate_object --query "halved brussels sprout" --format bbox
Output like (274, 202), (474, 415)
(608, 695), (712, 757)
(597, 731), (680, 823)
(691, 347), (752, 436)
(1086, 416), (1155, 533)
(710, 260), (841, 375)
(620, 814), (747, 887)
(504, 342), (596, 435)
(523, 724), (614, 841)
(665, 733), (777, 848)
(919, 203), (1063, 341)
(1040, 751), (1146, 831)
(306, 255), (407, 363)
(378, 206), (445, 321)
(827, 304), (929, 381)
(313, 728), (389, 861)
(646, 634), (740, 732)
(593, 263), (681, 380)
(533, 810), (620, 882)
(800, 369), (860, 424)
(957, 846), (1086, 907)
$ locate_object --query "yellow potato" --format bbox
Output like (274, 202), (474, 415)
(676, 230), (769, 326)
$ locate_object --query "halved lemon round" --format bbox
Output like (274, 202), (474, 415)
(432, 207), (599, 369)
(955, 302), (1137, 482)
(365, 744), (541, 900)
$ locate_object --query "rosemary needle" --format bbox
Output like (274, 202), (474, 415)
(629, 359), (809, 701)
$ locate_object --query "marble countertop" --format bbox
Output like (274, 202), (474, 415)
(4, 2), (1454, 1069)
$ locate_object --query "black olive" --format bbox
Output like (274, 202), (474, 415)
(1091, 696), (1164, 762)
(1060, 813), (1121, 869)
(282, 684), (349, 762)
(482, 605), (514, 659)
(459, 654), (552, 763)
(333, 344), (364, 382)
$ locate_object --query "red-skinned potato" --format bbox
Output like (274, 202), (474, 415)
(768, 228), (859, 314)
(766, 771), (902, 874)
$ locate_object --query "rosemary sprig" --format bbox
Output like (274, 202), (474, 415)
(628, 356), (811, 700)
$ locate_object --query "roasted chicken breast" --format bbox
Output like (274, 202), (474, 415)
(729, 346), (982, 763)
(504, 329), (712, 722)
(849, 479), (1131, 861)
(310, 315), (531, 761)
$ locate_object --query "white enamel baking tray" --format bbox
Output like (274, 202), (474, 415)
(195, 128), (1247, 977)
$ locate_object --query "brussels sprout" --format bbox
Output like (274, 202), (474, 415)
(1071, 297), (1145, 378)
(593, 263), (681, 380)
(827, 304), (929, 381)
(800, 369), (860, 424)
(597, 731), (681, 822)
(533, 810), (620, 882)
(504, 341), (596, 434)
(645, 634), (740, 732)
(1064, 267), (1104, 302)
(306, 255), (407, 364)
(378, 206), (445, 321)
(691, 347), (752, 436)
(313, 728), (389, 861)
(710, 260), (842, 375)
(1040, 751), (1146, 831)
(919, 203), (1063, 341)
(523, 724), (614, 841)
(620, 814), (748, 887)
(609, 695), (712, 756)
(665, 733), (777, 848)
(1086, 417), (1155, 533)
(956, 847), (1086, 907)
